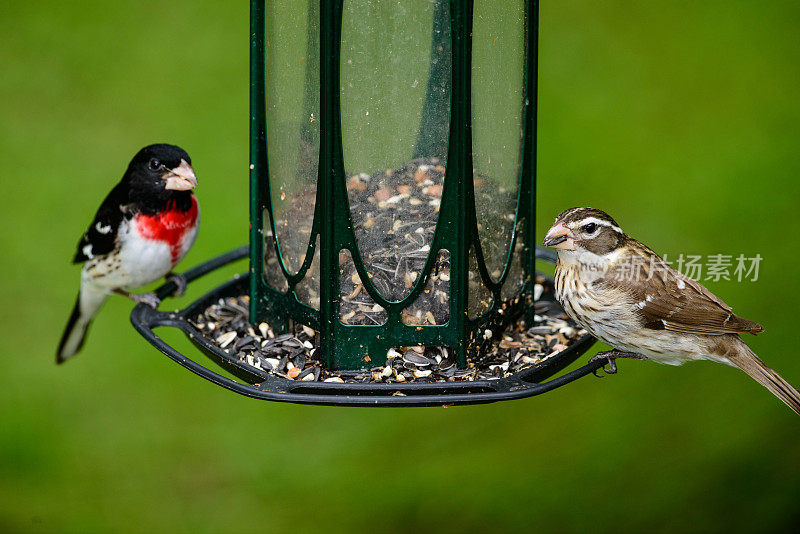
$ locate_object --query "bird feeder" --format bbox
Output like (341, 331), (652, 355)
(131, 0), (603, 406)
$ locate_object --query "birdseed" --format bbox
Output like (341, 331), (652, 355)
(201, 157), (585, 382)
(190, 275), (587, 384)
(264, 157), (523, 326)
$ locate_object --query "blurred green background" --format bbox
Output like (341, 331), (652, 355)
(1, 1), (799, 532)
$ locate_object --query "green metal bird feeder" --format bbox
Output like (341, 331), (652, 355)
(131, 0), (602, 406)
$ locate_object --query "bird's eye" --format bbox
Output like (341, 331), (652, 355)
(149, 159), (161, 171)
(583, 222), (597, 234)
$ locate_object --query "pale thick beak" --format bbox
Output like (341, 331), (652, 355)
(543, 222), (576, 250)
(164, 159), (197, 191)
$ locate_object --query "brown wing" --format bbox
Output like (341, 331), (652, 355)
(600, 243), (763, 336)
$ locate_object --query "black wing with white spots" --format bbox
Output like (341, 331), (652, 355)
(72, 182), (129, 264)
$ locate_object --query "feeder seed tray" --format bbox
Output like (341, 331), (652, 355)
(130, 245), (602, 407)
(194, 276), (583, 384)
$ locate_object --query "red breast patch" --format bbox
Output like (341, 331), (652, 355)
(135, 195), (199, 264)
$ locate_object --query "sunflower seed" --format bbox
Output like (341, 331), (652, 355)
(216, 331), (237, 348)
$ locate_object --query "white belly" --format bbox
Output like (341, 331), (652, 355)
(82, 218), (191, 291)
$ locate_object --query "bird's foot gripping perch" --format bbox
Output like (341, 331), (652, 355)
(166, 272), (188, 298)
(114, 289), (161, 308)
(590, 350), (648, 377)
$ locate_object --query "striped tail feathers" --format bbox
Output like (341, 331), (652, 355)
(727, 341), (800, 416)
(56, 285), (108, 363)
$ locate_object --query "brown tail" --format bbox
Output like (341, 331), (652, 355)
(727, 342), (800, 416)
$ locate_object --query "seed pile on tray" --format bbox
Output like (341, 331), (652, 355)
(267, 157), (519, 325)
(190, 275), (587, 384)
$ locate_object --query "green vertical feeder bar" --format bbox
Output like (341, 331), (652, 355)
(251, 0), (538, 371)
(523, 0), (539, 325)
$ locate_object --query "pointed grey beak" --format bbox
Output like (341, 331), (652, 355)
(164, 159), (197, 191)
(543, 222), (576, 250)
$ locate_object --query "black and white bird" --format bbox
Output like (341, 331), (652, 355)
(57, 144), (200, 363)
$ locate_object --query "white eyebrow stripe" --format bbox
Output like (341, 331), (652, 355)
(577, 217), (623, 234)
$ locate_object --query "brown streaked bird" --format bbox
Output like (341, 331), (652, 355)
(543, 207), (800, 415)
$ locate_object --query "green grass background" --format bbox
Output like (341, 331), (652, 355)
(1, 1), (799, 532)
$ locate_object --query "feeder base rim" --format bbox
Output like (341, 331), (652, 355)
(130, 245), (604, 407)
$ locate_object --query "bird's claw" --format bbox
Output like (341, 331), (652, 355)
(590, 352), (614, 377)
(591, 365), (617, 378)
(166, 272), (187, 298)
(132, 292), (161, 308)
(589, 350), (645, 377)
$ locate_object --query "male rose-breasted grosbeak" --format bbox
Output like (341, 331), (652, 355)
(57, 144), (200, 363)
(543, 207), (800, 415)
